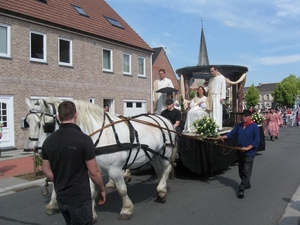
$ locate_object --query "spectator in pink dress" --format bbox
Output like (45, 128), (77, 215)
(266, 108), (279, 141)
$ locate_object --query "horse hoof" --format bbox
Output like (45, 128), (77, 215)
(118, 214), (132, 220)
(46, 208), (60, 215)
(155, 196), (167, 203)
(105, 185), (116, 193)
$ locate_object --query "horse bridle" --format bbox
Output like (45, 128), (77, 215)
(25, 102), (60, 143)
(24, 110), (42, 141)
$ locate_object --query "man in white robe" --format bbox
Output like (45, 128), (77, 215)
(206, 66), (226, 130)
(153, 69), (174, 114)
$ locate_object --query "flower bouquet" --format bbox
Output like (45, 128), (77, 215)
(192, 116), (219, 139)
(251, 113), (265, 125)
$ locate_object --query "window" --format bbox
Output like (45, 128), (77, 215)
(36, 0), (47, 3)
(103, 48), (113, 72)
(104, 16), (124, 29)
(0, 23), (10, 57)
(72, 4), (89, 17)
(58, 38), (72, 66)
(123, 53), (131, 75)
(126, 102), (133, 108)
(0, 102), (7, 127)
(138, 57), (145, 76)
(89, 98), (94, 104)
(30, 31), (46, 62)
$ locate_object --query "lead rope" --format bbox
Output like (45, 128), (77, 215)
(41, 178), (50, 196)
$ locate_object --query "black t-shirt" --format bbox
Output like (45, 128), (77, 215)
(161, 108), (183, 131)
(42, 123), (95, 204)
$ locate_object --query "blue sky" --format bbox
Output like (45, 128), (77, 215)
(106, 0), (300, 87)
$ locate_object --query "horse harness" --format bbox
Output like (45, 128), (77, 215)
(92, 113), (176, 169)
(26, 103), (176, 168)
(25, 102), (59, 143)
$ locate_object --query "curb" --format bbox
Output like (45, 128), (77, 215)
(278, 183), (300, 225)
(0, 178), (46, 195)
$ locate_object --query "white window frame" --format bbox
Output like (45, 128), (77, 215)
(89, 98), (95, 104)
(30, 30), (47, 63)
(138, 57), (146, 77)
(123, 53), (131, 75)
(0, 23), (11, 58)
(102, 48), (113, 72)
(58, 37), (73, 66)
(30, 96), (73, 104)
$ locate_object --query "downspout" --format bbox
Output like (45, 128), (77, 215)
(150, 52), (153, 113)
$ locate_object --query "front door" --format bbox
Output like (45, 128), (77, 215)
(0, 95), (15, 148)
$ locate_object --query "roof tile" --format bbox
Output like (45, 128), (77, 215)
(0, 0), (152, 51)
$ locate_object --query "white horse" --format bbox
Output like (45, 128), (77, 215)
(25, 98), (131, 187)
(25, 97), (177, 220)
(24, 98), (131, 220)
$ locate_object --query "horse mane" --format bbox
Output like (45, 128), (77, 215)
(29, 97), (120, 134)
(73, 99), (104, 133)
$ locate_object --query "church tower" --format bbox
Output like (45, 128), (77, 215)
(197, 24), (209, 66)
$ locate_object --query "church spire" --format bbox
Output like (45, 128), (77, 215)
(197, 20), (209, 66)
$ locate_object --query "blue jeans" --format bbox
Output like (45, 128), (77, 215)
(58, 199), (93, 225)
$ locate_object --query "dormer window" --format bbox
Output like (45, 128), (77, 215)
(36, 0), (47, 3)
(104, 16), (124, 29)
(72, 4), (89, 17)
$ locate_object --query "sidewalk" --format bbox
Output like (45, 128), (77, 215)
(0, 150), (45, 196)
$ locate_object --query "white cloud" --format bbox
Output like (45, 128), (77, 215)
(275, 0), (300, 19)
(257, 54), (300, 65)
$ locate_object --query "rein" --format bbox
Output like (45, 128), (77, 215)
(89, 116), (243, 156)
(125, 118), (244, 153)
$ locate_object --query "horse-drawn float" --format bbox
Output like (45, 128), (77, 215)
(24, 97), (265, 221)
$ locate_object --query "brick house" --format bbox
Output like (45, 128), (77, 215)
(152, 47), (179, 90)
(0, 0), (153, 150)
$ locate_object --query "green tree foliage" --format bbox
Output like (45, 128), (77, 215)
(189, 89), (195, 99)
(272, 75), (300, 107)
(245, 84), (259, 108)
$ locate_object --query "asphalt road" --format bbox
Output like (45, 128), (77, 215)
(0, 126), (299, 225)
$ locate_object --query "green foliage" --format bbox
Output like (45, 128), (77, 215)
(189, 90), (195, 99)
(245, 84), (259, 108)
(272, 74), (299, 107)
(33, 154), (43, 167)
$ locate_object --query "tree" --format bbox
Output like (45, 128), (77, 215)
(244, 84), (259, 108)
(272, 75), (300, 108)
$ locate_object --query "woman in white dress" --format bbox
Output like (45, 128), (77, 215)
(184, 86), (208, 132)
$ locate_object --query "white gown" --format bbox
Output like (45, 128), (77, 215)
(184, 96), (208, 132)
(206, 74), (226, 130)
